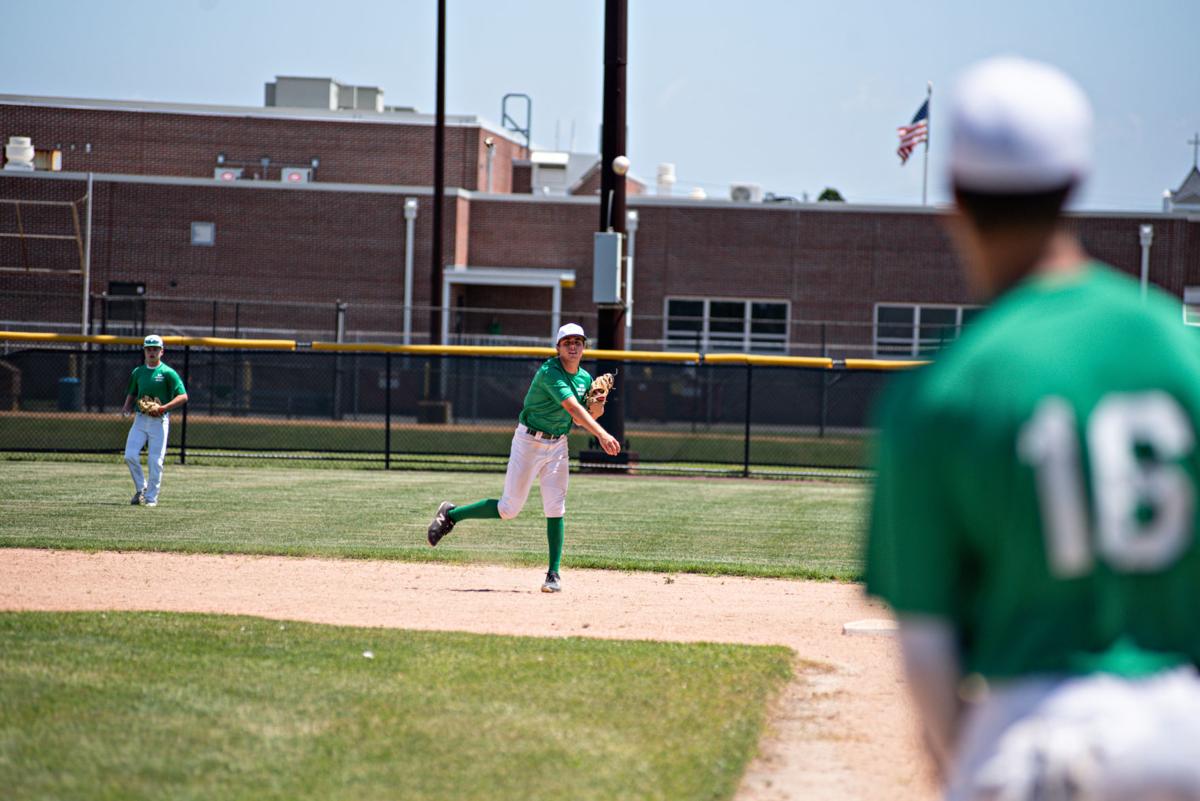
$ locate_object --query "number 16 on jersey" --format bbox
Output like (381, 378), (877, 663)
(1018, 391), (1196, 578)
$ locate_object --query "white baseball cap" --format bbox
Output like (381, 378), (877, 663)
(555, 323), (587, 344)
(949, 56), (1093, 192)
(143, 334), (164, 348)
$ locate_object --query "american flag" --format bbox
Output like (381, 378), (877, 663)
(897, 99), (929, 165)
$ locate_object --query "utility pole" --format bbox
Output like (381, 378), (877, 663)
(430, 0), (446, 347)
(593, 0), (628, 464)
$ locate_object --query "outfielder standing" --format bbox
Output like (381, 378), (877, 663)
(121, 334), (188, 507)
(426, 323), (621, 592)
(866, 57), (1200, 800)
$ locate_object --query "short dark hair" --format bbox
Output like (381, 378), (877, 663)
(953, 183), (1073, 232)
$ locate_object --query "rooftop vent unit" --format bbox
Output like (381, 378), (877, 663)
(4, 136), (35, 171)
(730, 183), (763, 203)
(266, 77), (385, 112)
(214, 167), (243, 181)
(281, 167), (312, 184)
(656, 162), (676, 196)
(530, 151), (570, 195)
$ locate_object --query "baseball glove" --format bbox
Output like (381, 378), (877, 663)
(136, 395), (161, 415)
(586, 371), (616, 406)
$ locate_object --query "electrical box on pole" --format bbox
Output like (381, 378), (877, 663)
(593, 232), (623, 305)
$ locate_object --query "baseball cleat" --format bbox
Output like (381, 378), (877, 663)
(144, 501), (157, 508)
(130, 491), (144, 505)
(541, 571), (561, 593)
(427, 501), (456, 546)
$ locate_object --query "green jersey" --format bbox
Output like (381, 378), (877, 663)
(866, 263), (1200, 679)
(518, 358), (591, 436)
(127, 362), (186, 406)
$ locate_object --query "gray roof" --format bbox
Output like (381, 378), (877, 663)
(0, 93), (517, 143)
(1174, 166), (1200, 205)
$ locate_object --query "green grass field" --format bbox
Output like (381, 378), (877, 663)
(1, 457), (868, 800)
(0, 458), (868, 580)
(0, 612), (794, 801)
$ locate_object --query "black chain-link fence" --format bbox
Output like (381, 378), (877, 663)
(0, 344), (900, 475)
(5, 290), (897, 359)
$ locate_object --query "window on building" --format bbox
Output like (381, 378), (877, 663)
(873, 303), (980, 357)
(665, 299), (704, 350)
(751, 301), (788, 348)
(664, 298), (789, 353)
(708, 301), (746, 351)
(1184, 287), (1200, 326)
(190, 221), (215, 246)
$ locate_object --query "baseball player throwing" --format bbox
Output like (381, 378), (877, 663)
(121, 334), (188, 507)
(426, 323), (620, 592)
(866, 57), (1200, 800)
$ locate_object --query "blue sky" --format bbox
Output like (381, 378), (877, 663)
(2, 0), (1196, 210)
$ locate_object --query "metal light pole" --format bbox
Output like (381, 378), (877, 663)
(81, 172), (93, 336)
(1139, 224), (1154, 302)
(484, 136), (496, 192)
(403, 198), (418, 344)
(625, 209), (637, 345)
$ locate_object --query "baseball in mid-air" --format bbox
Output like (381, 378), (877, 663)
(612, 155), (630, 175)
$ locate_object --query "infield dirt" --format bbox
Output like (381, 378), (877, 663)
(0, 549), (935, 800)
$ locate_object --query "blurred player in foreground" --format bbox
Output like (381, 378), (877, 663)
(426, 323), (621, 593)
(866, 57), (1200, 800)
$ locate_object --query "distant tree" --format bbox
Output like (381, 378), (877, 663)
(817, 187), (845, 202)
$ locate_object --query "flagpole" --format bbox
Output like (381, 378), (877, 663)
(922, 81), (932, 206)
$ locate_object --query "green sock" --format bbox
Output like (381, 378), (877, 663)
(448, 499), (501, 523)
(546, 517), (564, 573)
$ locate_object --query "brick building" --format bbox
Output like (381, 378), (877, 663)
(2, 92), (1197, 358)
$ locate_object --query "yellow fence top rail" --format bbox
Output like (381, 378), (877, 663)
(843, 358), (929, 370)
(0, 331), (927, 370)
(309, 343), (704, 363)
(0, 331), (296, 350)
(175, 336), (296, 350)
(702, 353), (835, 369)
(309, 342), (555, 357)
(581, 348), (702, 364)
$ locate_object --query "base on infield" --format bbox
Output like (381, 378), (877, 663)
(842, 618), (898, 636)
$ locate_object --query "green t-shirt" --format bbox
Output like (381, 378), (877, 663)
(518, 358), (592, 436)
(127, 362), (186, 407)
(865, 263), (1200, 679)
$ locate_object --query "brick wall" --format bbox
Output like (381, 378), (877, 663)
(0, 173), (465, 340)
(511, 163), (532, 195)
(465, 198), (1194, 349)
(1, 170), (1194, 351)
(0, 102), (525, 190)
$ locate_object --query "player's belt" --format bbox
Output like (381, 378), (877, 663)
(520, 424), (563, 440)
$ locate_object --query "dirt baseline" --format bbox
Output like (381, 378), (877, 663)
(0, 549), (935, 801)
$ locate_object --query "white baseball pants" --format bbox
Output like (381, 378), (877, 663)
(124, 412), (170, 503)
(948, 667), (1200, 801)
(497, 424), (570, 519)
